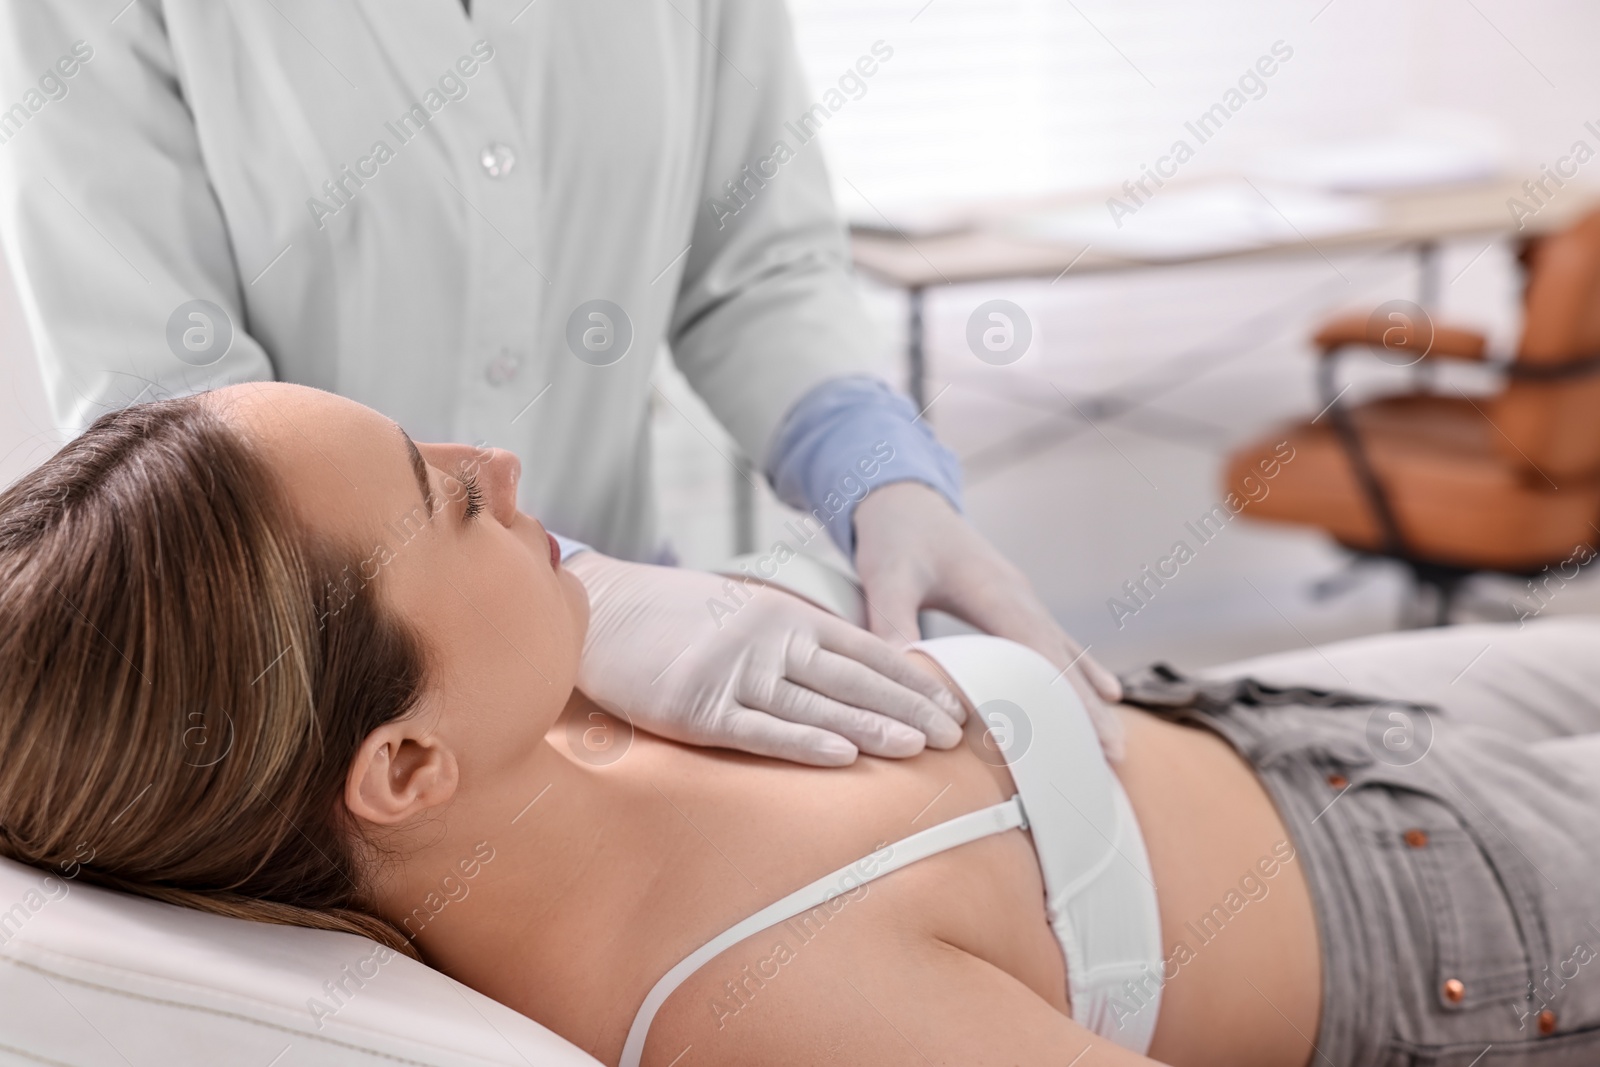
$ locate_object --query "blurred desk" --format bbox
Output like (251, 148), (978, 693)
(850, 178), (1600, 407)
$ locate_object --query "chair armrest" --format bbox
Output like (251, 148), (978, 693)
(1313, 312), (1488, 362)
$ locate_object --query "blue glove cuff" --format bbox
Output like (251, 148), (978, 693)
(765, 376), (964, 558)
(551, 532), (591, 562)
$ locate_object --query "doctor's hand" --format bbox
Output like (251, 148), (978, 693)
(564, 552), (966, 766)
(852, 482), (1125, 749)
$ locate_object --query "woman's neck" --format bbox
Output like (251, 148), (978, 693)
(370, 727), (680, 962)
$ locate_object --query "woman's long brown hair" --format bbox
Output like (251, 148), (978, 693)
(0, 397), (426, 957)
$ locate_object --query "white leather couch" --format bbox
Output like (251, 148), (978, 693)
(0, 853), (602, 1066)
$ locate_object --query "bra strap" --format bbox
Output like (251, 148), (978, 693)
(618, 795), (1028, 1067)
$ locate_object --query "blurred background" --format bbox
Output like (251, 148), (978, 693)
(7, 0), (1600, 670)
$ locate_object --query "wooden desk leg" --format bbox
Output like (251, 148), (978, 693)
(907, 286), (926, 411)
(1414, 239), (1440, 390)
(1416, 239), (1440, 309)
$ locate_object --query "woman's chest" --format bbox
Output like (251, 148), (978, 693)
(626, 827), (1068, 1065)
(527, 729), (1070, 1061)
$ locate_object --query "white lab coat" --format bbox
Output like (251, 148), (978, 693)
(0, 0), (874, 559)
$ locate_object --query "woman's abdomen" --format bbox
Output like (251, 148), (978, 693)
(1116, 707), (1322, 1067)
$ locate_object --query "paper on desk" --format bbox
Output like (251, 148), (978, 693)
(1006, 180), (1381, 261)
(1250, 135), (1503, 192)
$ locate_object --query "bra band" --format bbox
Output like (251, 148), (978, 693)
(912, 636), (1164, 1053)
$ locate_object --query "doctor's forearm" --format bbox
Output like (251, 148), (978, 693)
(665, 0), (890, 468)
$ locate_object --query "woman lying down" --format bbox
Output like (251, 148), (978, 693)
(2, 382), (1597, 1067)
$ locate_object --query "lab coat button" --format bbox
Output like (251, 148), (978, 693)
(485, 350), (522, 386)
(480, 142), (516, 178)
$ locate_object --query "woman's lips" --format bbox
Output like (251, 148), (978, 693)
(547, 531), (561, 570)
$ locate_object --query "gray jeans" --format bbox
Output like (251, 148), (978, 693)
(1122, 617), (1600, 1067)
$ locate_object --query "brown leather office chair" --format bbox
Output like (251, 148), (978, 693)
(1225, 207), (1600, 624)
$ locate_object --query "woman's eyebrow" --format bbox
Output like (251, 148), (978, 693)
(397, 426), (436, 516)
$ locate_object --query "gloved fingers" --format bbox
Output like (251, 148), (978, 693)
(714, 704), (861, 767)
(1054, 667), (1128, 763)
(788, 642), (964, 749)
(750, 675), (933, 758)
(815, 618), (967, 726)
(1070, 644), (1123, 704)
(1009, 617), (1123, 705)
(929, 565), (1124, 706)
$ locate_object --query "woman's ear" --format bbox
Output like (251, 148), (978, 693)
(345, 712), (459, 827)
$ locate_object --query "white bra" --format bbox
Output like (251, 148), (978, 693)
(619, 635), (1164, 1066)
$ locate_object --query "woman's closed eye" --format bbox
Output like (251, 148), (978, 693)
(411, 440), (521, 527)
(459, 471), (485, 521)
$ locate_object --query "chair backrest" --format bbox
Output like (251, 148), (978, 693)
(1492, 207), (1600, 480)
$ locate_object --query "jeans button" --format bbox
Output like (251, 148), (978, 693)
(480, 142), (516, 179)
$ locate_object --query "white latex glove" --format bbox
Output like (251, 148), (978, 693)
(852, 482), (1128, 759)
(566, 551), (966, 766)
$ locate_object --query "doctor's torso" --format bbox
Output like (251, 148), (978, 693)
(186, 0), (701, 556)
(2, 0), (810, 559)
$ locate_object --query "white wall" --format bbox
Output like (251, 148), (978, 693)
(784, 0), (1600, 216)
(791, 0), (1416, 216)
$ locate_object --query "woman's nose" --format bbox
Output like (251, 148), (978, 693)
(482, 447), (521, 526)
(416, 441), (522, 526)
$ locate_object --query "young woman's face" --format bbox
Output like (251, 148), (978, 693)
(212, 382), (588, 776)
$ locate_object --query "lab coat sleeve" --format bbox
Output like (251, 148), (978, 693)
(0, 1), (274, 432)
(667, 0), (883, 469)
